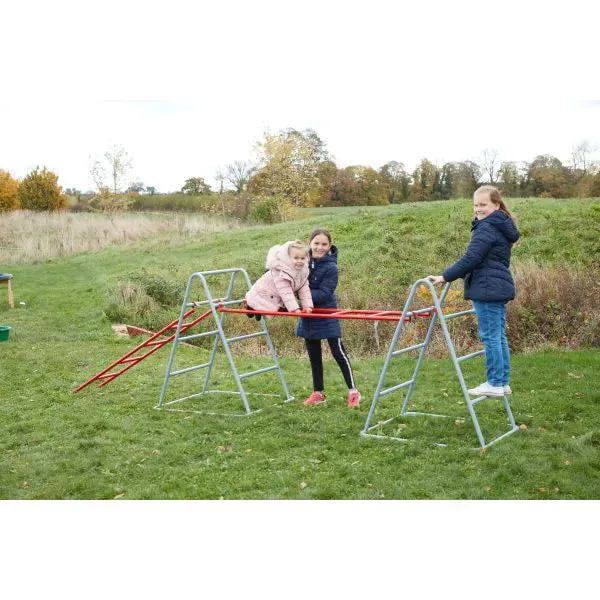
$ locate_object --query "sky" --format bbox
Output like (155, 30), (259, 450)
(1, 0), (599, 193)
(2, 0), (598, 590)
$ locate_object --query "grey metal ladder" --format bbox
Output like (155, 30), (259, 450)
(156, 268), (293, 416)
(361, 278), (519, 449)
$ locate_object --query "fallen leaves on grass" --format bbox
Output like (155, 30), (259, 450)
(484, 485), (492, 492)
(519, 424), (528, 430)
(218, 443), (233, 453)
(20, 481), (29, 489)
(113, 493), (125, 499)
(299, 482), (307, 490)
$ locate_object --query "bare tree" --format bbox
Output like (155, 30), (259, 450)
(480, 148), (500, 185)
(225, 160), (255, 194)
(214, 169), (226, 195)
(90, 145), (133, 193)
(571, 140), (597, 174)
(214, 169), (227, 215)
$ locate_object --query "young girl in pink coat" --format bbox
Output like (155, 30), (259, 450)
(245, 240), (314, 319)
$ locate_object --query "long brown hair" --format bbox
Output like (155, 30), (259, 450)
(309, 228), (332, 243)
(474, 185), (517, 224)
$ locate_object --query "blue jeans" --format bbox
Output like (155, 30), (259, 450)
(472, 300), (510, 387)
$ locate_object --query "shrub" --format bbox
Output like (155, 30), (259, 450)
(131, 192), (252, 220)
(104, 270), (188, 332)
(249, 195), (294, 223)
(0, 169), (20, 212)
(507, 262), (600, 351)
(88, 189), (138, 211)
(18, 167), (68, 211)
(129, 270), (185, 307)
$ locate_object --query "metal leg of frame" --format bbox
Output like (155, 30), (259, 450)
(158, 268), (293, 416)
(238, 270), (293, 404)
(362, 279), (424, 436)
(197, 271), (253, 414)
(399, 283), (452, 416)
(157, 272), (199, 409)
(433, 287), (519, 449)
(361, 279), (519, 449)
(200, 272), (237, 394)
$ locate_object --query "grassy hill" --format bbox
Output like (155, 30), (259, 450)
(0, 197), (599, 499)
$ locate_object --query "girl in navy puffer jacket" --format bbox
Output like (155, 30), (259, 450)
(428, 186), (520, 398)
(296, 228), (361, 408)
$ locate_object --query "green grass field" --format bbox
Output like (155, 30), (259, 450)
(1, 198), (599, 499)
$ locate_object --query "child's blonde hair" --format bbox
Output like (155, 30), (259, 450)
(474, 185), (517, 224)
(287, 240), (308, 256)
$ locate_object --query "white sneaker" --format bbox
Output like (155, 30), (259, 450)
(503, 385), (512, 395)
(468, 382), (505, 397)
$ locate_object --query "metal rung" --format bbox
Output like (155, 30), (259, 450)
(360, 432), (409, 442)
(170, 362), (210, 376)
(470, 393), (505, 405)
(186, 297), (227, 307)
(218, 299), (245, 307)
(363, 416), (396, 431)
(402, 411), (449, 418)
(122, 356), (143, 364)
(392, 342), (425, 356)
(179, 329), (218, 341)
(146, 339), (168, 347)
(226, 331), (266, 343)
(444, 309), (475, 320)
(457, 349), (485, 362)
(379, 380), (414, 397)
(239, 365), (278, 379)
(480, 426), (519, 449)
(98, 369), (125, 380)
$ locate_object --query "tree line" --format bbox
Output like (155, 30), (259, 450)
(1, 130), (599, 217)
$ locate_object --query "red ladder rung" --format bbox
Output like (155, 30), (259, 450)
(98, 369), (127, 379)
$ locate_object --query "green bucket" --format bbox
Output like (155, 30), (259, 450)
(0, 326), (11, 341)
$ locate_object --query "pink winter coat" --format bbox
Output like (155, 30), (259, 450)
(245, 242), (313, 313)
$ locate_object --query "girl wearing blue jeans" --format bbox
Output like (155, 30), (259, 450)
(428, 185), (520, 397)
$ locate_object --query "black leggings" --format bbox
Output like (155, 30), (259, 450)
(304, 338), (356, 391)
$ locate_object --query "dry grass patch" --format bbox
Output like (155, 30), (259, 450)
(102, 261), (600, 359)
(0, 210), (243, 264)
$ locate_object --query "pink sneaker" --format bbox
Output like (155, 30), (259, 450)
(303, 391), (325, 406)
(347, 389), (361, 408)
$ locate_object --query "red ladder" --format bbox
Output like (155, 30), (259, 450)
(74, 307), (212, 392)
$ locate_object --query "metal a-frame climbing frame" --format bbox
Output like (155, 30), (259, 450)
(155, 268), (293, 416)
(361, 278), (519, 449)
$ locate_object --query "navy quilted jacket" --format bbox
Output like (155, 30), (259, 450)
(443, 210), (520, 302)
(295, 245), (342, 339)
